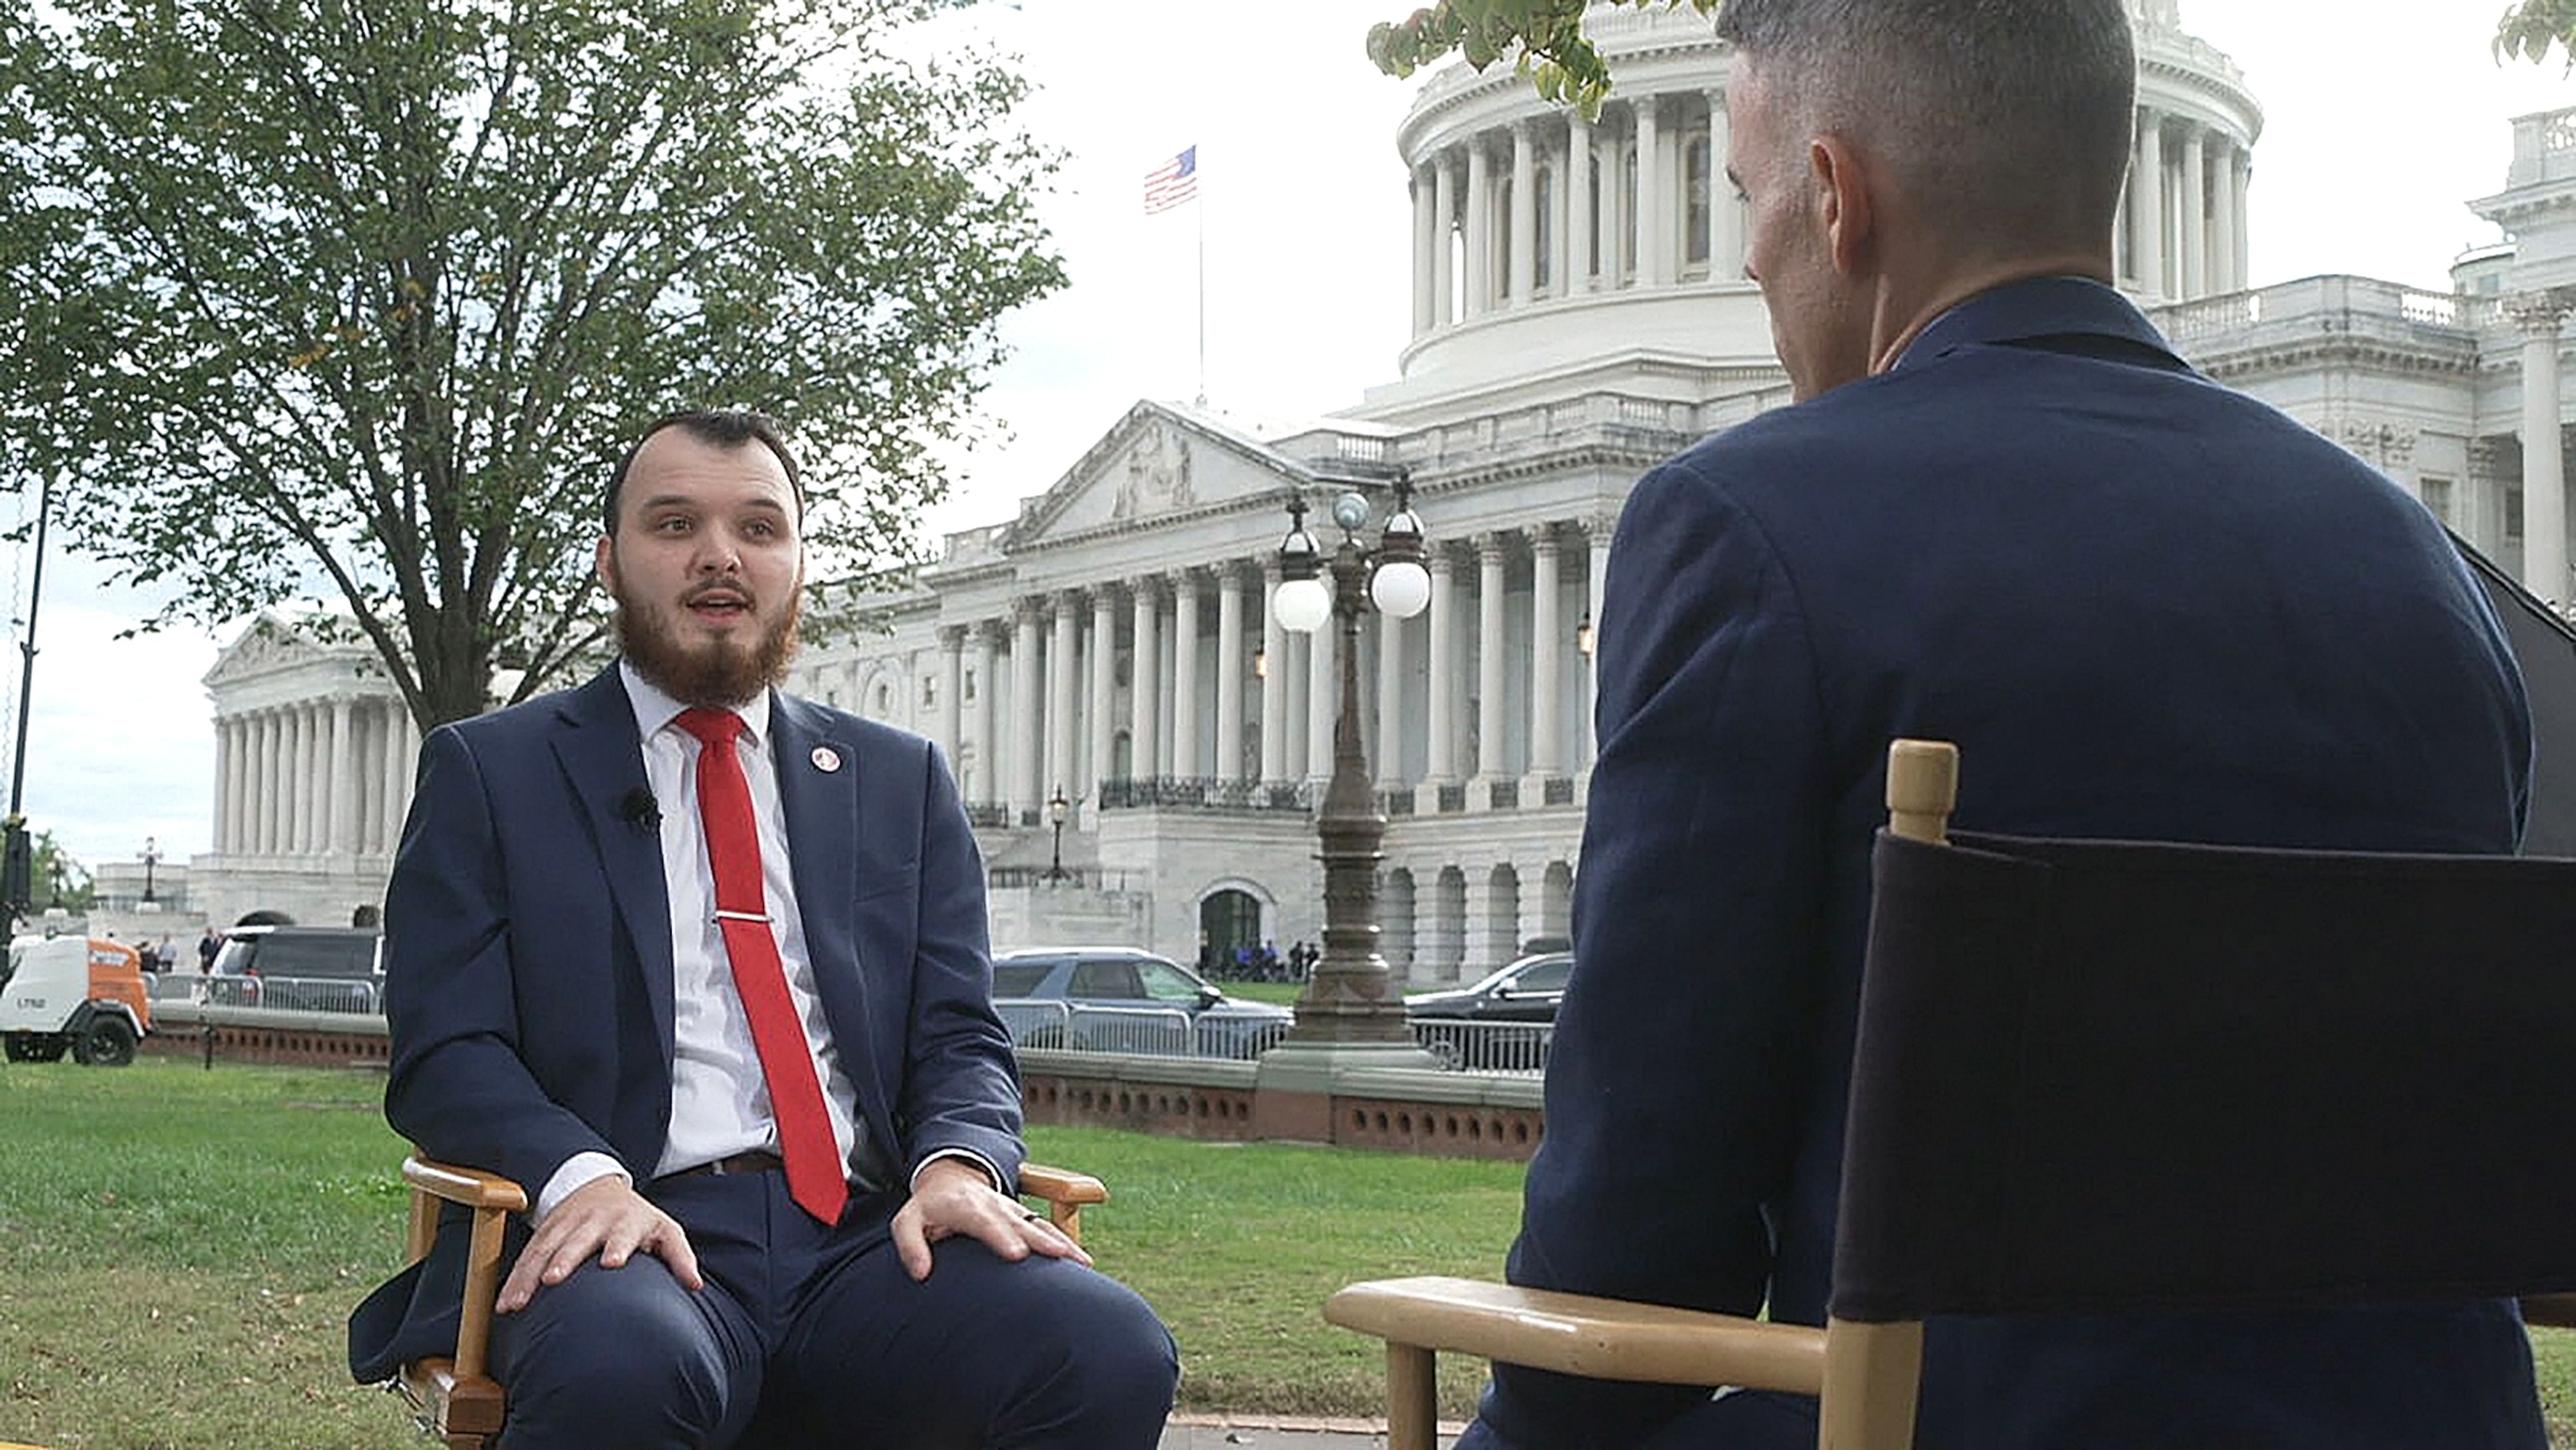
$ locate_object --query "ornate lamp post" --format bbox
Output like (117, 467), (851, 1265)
(1045, 787), (1071, 883)
(141, 834), (160, 904)
(1268, 481), (1435, 1049)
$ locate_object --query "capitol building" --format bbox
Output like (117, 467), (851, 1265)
(191, 1), (2576, 985)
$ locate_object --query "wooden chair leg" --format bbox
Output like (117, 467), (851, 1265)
(1820, 1318), (1924, 1450)
(1386, 1342), (1439, 1450)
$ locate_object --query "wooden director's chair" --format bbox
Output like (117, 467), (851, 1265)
(393, 1156), (1108, 1449)
(1329, 738), (2576, 1449)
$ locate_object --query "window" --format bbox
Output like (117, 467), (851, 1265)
(992, 961), (1049, 996)
(2508, 486), (2527, 542)
(963, 668), (978, 704)
(1535, 165), (1555, 292)
(871, 681), (893, 716)
(1684, 135), (1712, 267)
(1517, 957), (1575, 993)
(1136, 958), (1208, 1005)
(2420, 477), (2454, 528)
(921, 674), (937, 709)
(1069, 959), (1145, 1000)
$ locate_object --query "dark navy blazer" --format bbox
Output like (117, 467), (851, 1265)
(348, 666), (1021, 1382)
(1469, 278), (2542, 1448)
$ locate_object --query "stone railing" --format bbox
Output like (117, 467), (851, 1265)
(1097, 777), (1313, 813)
(2153, 276), (2491, 365)
(2511, 106), (2576, 187)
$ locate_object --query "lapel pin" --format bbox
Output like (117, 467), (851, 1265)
(811, 746), (844, 774)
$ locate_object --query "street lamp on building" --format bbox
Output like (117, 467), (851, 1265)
(1045, 787), (1071, 883)
(141, 835), (159, 904)
(1269, 481), (1433, 1048)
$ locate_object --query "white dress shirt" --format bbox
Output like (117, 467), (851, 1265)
(536, 666), (870, 1219)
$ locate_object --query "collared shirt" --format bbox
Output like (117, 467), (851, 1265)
(533, 664), (864, 1218)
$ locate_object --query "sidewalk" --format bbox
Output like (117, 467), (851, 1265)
(1159, 1413), (1462, 1448)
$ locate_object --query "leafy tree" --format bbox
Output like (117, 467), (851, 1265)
(31, 831), (94, 912)
(2498, 0), (2576, 65)
(0, 0), (1062, 729)
(1371, 3), (2573, 110)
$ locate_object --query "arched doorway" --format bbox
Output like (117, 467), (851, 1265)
(1199, 887), (1262, 979)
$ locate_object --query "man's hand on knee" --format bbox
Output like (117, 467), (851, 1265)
(891, 1157), (1094, 1282)
(497, 1174), (703, 1312)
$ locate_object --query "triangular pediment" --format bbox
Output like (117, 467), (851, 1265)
(1002, 401), (1320, 549)
(202, 611), (382, 689)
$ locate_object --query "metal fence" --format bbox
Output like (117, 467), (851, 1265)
(1408, 1019), (1551, 1074)
(995, 999), (1291, 1061)
(150, 973), (381, 1015)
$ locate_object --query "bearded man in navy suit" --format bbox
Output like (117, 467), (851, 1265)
(1462, 2), (2542, 1447)
(348, 409), (1176, 1448)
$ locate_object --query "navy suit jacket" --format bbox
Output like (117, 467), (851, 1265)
(348, 666), (1021, 1383)
(1473, 278), (2542, 1448)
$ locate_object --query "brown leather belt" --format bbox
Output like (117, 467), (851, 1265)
(667, 1150), (782, 1178)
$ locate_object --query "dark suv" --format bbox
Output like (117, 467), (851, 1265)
(209, 926), (383, 1012)
(991, 947), (1292, 1059)
(1402, 951), (1570, 1069)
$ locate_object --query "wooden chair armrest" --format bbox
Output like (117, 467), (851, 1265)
(1325, 1276), (1826, 1394)
(402, 1157), (532, 1213)
(399, 1156), (527, 1388)
(1018, 1162), (1106, 1245)
(2525, 1294), (2576, 1328)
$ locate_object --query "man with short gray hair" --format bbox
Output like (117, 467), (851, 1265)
(1463, 1), (2543, 1446)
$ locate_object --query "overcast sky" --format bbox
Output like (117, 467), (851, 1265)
(17, 0), (2574, 874)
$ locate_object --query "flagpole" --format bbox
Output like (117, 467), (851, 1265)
(1194, 180), (1208, 407)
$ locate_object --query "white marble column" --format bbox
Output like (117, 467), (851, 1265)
(1129, 578), (1160, 780)
(1047, 593), (1078, 803)
(2209, 136), (2238, 294)
(1010, 602), (1042, 819)
(1565, 112), (1592, 294)
(1377, 610), (1405, 787)
(1509, 122), (1538, 305)
(1088, 590), (1117, 788)
(378, 701), (408, 853)
(971, 625), (1000, 807)
(1426, 547), (1457, 785)
(291, 704), (314, 854)
(1465, 142), (1493, 317)
(1633, 96), (1666, 288)
(329, 694), (357, 855)
(214, 717), (237, 855)
(1526, 528), (1562, 782)
(1474, 533), (1508, 786)
(247, 713), (268, 855)
(2132, 108), (2164, 299)
(2517, 291), (2573, 604)
(937, 626), (965, 776)
(1171, 570), (1202, 779)
(1259, 561), (1287, 782)
(1706, 87), (1737, 278)
(1215, 565), (1247, 782)
(1433, 153), (1459, 327)
(2179, 124), (2208, 300)
(2231, 148), (2251, 290)
(1411, 164), (1437, 336)
(1600, 131), (1627, 285)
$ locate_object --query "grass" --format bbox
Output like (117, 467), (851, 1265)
(8, 1058), (2573, 1447)
(0, 1058), (1522, 1447)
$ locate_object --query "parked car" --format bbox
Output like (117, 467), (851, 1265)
(209, 925), (383, 1012)
(991, 947), (1293, 1059)
(1403, 951), (1571, 1069)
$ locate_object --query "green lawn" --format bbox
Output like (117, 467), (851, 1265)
(0, 1058), (1521, 1447)
(6, 1057), (2572, 1448)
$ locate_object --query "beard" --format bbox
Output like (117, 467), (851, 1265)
(610, 575), (802, 710)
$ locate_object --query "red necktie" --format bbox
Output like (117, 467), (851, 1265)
(674, 708), (849, 1226)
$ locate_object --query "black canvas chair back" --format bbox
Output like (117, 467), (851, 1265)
(1836, 823), (2576, 1325)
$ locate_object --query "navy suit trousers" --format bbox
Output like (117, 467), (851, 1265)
(487, 1170), (1176, 1449)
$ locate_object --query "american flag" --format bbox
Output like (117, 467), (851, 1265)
(1142, 145), (1198, 216)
